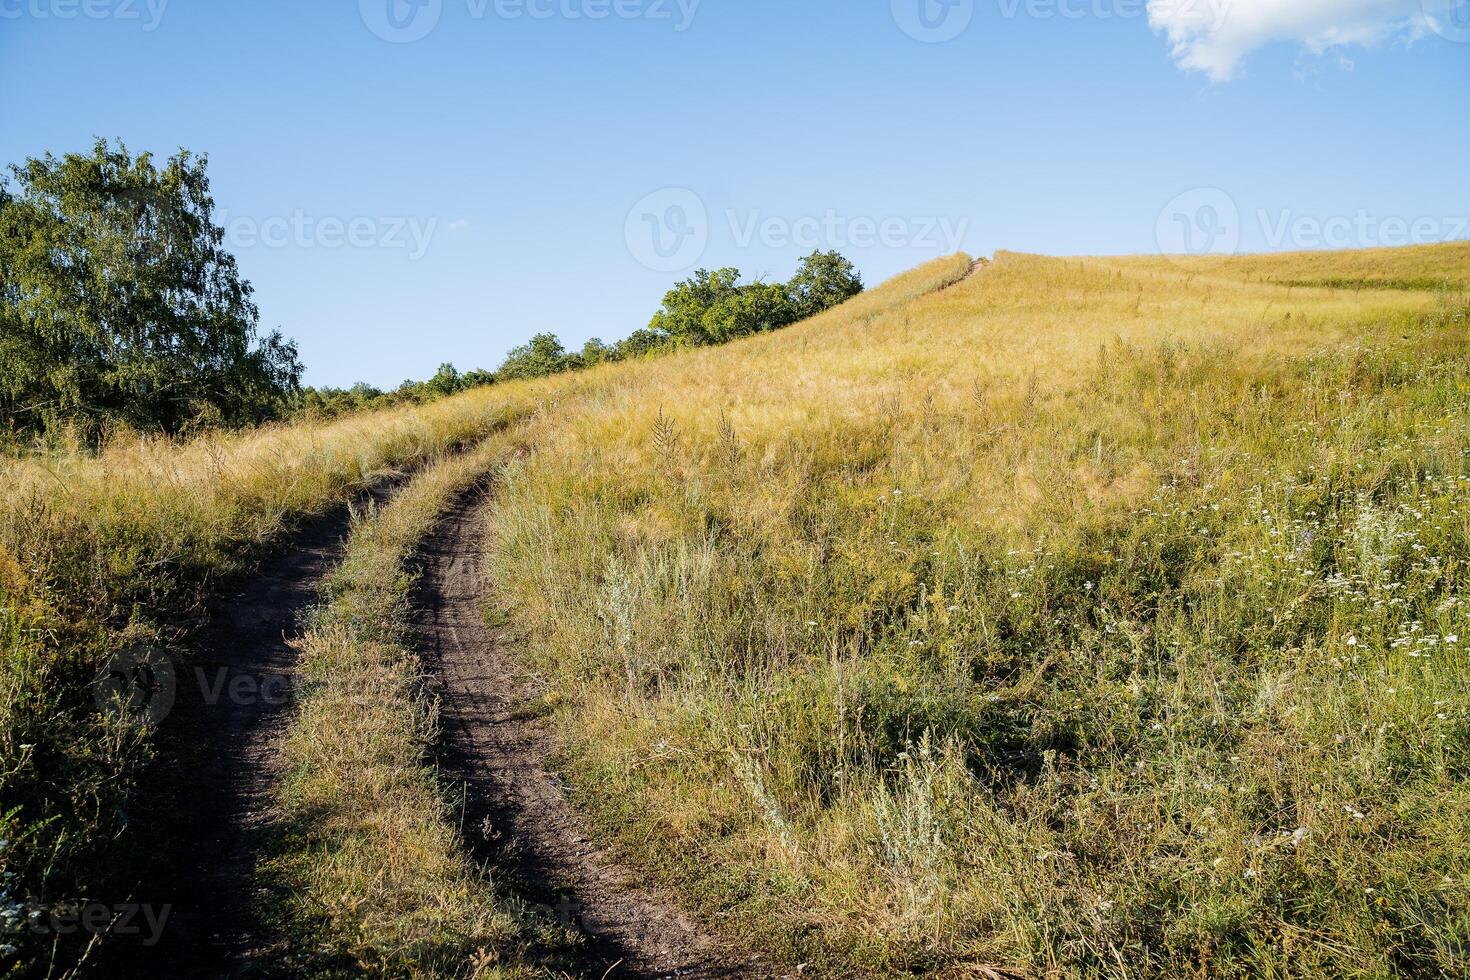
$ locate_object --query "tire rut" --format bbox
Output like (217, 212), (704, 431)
(416, 487), (777, 979)
(103, 476), (405, 979)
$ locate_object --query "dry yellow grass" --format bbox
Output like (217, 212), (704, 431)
(1102, 240), (1470, 290)
(483, 245), (1470, 976)
(5, 242), (1466, 977)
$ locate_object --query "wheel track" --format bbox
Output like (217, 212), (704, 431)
(102, 475), (406, 978)
(415, 486), (777, 979)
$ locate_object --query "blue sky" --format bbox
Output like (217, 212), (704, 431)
(2, 0), (1467, 387)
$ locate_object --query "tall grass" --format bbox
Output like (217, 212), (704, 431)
(0, 249), (964, 977)
(482, 247), (1470, 975)
(5, 243), (1463, 977)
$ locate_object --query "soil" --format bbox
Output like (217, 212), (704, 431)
(942, 256), (990, 290)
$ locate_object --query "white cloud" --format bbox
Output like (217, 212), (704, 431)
(447, 218), (471, 231)
(1148, 0), (1454, 81)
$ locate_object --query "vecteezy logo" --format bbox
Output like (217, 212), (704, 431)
(1148, 0), (1233, 34)
(93, 645), (176, 727)
(1155, 187), (1240, 258)
(624, 188), (708, 273)
(1422, 0), (1470, 42)
(360, 0), (442, 43)
(891, 0), (974, 43)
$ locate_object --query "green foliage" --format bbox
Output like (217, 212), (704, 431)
(786, 249), (864, 321)
(579, 337), (612, 366)
(298, 364), (499, 420)
(0, 140), (302, 442)
(646, 252), (861, 348)
(423, 362), (464, 398)
(496, 332), (578, 382)
(612, 328), (668, 361)
(297, 382), (389, 418)
(649, 268), (797, 346)
(648, 267), (742, 345)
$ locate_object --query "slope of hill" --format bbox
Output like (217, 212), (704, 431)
(1104, 240), (1470, 292)
(481, 245), (1469, 976)
(3, 243), (1465, 977)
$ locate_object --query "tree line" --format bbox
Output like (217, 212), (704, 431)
(1, 142), (862, 441)
(298, 250), (862, 418)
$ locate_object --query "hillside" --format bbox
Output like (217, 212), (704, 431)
(2, 243), (1467, 978)
(481, 244), (1468, 975)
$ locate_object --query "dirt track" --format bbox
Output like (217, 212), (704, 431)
(106, 479), (401, 978)
(101, 474), (769, 978)
(415, 487), (774, 979)
(943, 255), (990, 290)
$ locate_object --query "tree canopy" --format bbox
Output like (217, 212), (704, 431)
(646, 250), (864, 350)
(0, 140), (302, 442)
(496, 332), (578, 381)
(786, 249), (863, 321)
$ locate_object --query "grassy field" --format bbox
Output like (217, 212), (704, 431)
(3, 242), (1466, 977)
(482, 244), (1470, 976)
(1105, 241), (1470, 292)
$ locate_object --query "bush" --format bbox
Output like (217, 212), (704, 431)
(496, 332), (578, 381)
(786, 249), (863, 321)
(647, 252), (864, 349)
